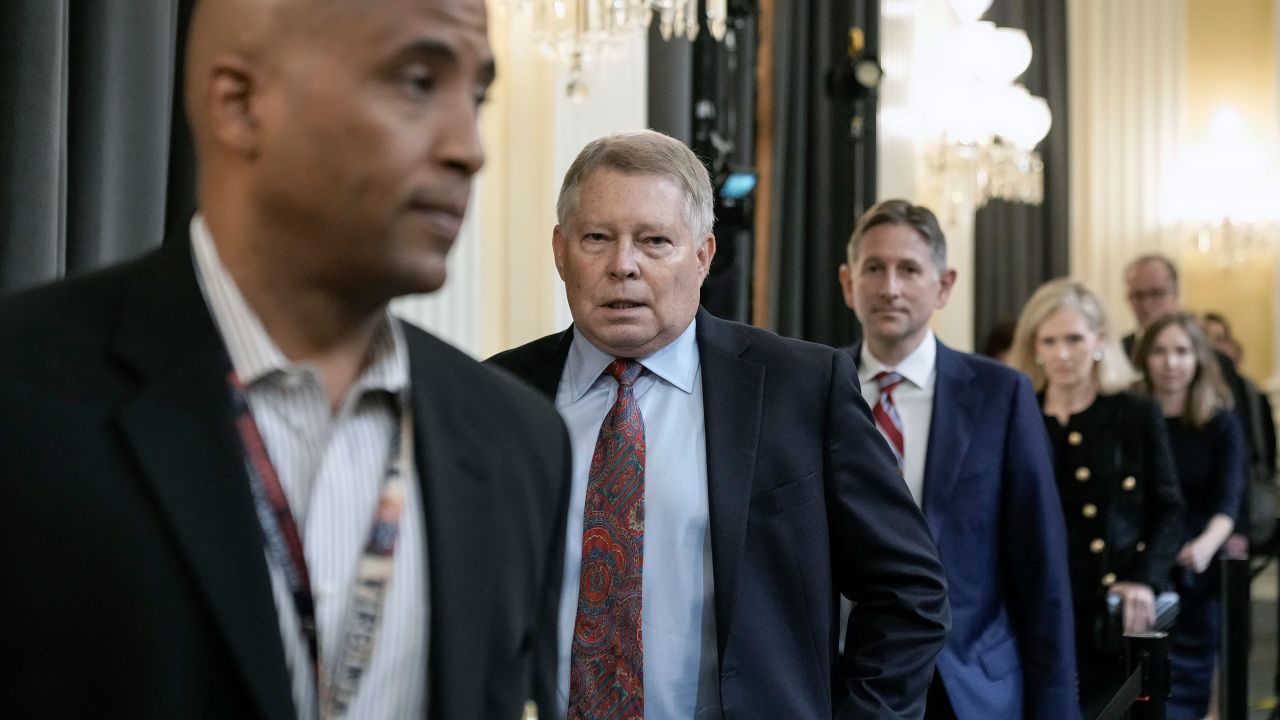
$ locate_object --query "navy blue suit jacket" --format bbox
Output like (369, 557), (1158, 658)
(848, 341), (1078, 719)
(493, 310), (950, 719)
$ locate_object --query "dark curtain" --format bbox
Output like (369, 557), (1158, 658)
(0, 1), (197, 296)
(767, 0), (876, 346)
(971, 0), (1069, 349)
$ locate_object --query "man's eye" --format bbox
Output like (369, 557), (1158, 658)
(403, 69), (436, 97)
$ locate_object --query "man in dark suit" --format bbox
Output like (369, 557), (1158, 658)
(0, 0), (569, 717)
(490, 130), (948, 719)
(837, 200), (1077, 719)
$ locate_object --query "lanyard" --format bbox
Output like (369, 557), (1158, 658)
(228, 371), (411, 719)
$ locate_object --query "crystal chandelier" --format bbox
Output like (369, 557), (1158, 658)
(925, 0), (1051, 209)
(499, 0), (729, 100)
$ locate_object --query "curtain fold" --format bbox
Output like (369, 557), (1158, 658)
(767, 0), (872, 346)
(0, 1), (194, 296)
(971, 0), (1070, 348)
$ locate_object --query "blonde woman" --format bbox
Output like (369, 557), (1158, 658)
(1010, 278), (1185, 718)
(1133, 312), (1245, 720)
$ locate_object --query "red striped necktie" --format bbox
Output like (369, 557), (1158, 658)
(568, 359), (646, 720)
(873, 370), (906, 472)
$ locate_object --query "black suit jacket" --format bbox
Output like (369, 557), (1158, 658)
(490, 309), (950, 719)
(0, 238), (571, 719)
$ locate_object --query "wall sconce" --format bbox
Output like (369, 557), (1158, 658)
(499, 0), (729, 101)
(1162, 106), (1280, 264)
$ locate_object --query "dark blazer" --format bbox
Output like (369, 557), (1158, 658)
(0, 238), (571, 719)
(1040, 391), (1184, 650)
(846, 341), (1078, 719)
(490, 309), (950, 719)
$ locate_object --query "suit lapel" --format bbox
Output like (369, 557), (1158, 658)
(921, 343), (980, 542)
(695, 311), (764, 658)
(407, 332), (493, 718)
(111, 242), (295, 719)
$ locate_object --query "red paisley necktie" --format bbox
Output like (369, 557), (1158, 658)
(568, 359), (646, 720)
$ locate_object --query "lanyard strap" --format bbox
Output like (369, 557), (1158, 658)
(228, 372), (410, 719)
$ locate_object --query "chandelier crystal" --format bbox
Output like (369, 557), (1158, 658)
(926, 0), (1051, 209)
(499, 0), (729, 100)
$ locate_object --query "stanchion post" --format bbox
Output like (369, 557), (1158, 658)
(1126, 632), (1169, 720)
(1221, 556), (1250, 720)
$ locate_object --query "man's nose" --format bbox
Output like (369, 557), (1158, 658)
(438, 95), (485, 177)
(607, 240), (640, 278)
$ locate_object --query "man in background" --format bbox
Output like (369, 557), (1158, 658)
(838, 199), (1077, 719)
(492, 131), (949, 719)
(0, 0), (570, 717)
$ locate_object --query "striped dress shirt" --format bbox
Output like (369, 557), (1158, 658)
(191, 216), (428, 719)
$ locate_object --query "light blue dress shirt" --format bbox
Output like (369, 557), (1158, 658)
(555, 321), (719, 719)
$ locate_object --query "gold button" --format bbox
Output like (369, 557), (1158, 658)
(1068, 431), (1083, 446)
(1075, 467), (1091, 482)
(1090, 538), (1106, 554)
(1101, 572), (1117, 587)
(1122, 476), (1137, 491)
(1136, 541), (1147, 552)
(1082, 503), (1098, 519)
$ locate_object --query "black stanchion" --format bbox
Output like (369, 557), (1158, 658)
(1221, 556), (1250, 720)
(1094, 632), (1170, 720)
(1127, 632), (1170, 720)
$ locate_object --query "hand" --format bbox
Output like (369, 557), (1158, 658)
(1108, 582), (1155, 634)
(1223, 533), (1249, 559)
(1176, 538), (1216, 574)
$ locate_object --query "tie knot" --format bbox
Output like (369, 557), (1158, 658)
(874, 370), (905, 393)
(606, 358), (644, 388)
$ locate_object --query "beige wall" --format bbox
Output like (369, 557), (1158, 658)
(1182, 0), (1277, 382)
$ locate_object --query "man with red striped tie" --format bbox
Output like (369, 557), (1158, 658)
(839, 199), (1078, 720)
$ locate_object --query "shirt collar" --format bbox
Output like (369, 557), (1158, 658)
(859, 329), (937, 390)
(563, 319), (700, 402)
(189, 214), (408, 397)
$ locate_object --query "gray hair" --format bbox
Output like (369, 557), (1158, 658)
(846, 199), (947, 273)
(556, 130), (715, 238)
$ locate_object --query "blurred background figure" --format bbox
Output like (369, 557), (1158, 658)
(1201, 311), (1278, 559)
(1133, 312), (1245, 720)
(1010, 278), (1185, 719)
(980, 319), (1018, 365)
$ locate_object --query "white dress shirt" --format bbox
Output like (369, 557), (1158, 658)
(859, 330), (938, 507)
(191, 216), (428, 719)
(555, 321), (719, 720)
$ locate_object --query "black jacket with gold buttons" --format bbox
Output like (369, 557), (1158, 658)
(1040, 391), (1185, 635)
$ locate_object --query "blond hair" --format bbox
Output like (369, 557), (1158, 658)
(1010, 278), (1136, 392)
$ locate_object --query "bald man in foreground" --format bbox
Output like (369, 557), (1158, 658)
(0, 0), (570, 718)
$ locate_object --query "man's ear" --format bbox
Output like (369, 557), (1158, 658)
(551, 225), (567, 281)
(935, 267), (958, 309)
(838, 263), (855, 310)
(205, 55), (261, 157)
(697, 234), (717, 282)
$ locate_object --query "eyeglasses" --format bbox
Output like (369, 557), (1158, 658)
(1127, 287), (1173, 303)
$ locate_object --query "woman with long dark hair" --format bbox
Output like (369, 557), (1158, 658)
(1133, 312), (1245, 720)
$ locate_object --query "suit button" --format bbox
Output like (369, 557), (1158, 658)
(1101, 572), (1117, 587)
(1090, 538), (1106, 554)
(1075, 467), (1091, 482)
(1122, 476), (1137, 491)
(1136, 541), (1147, 552)
(1068, 431), (1083, 446)
(1082, 503), (1098, 518)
